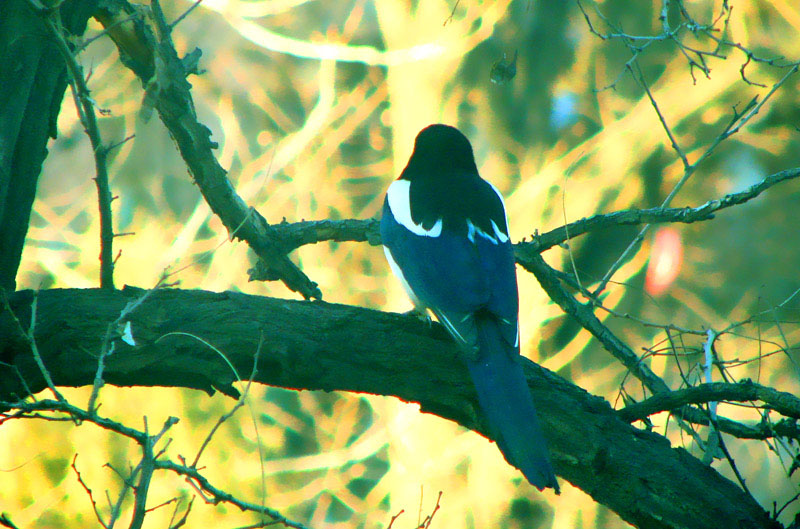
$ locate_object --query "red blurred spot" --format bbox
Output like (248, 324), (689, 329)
(645, 227), (683, 296)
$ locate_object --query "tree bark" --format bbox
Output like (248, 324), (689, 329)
(0, 0), (97, 291)
(0, 287), (780, 529)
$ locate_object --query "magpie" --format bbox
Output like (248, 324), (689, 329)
(380, 124), (559, 492)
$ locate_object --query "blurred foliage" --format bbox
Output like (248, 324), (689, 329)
(3, 0), (800, 527)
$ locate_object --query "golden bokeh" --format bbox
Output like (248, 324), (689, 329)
(4, 0), (800, 527)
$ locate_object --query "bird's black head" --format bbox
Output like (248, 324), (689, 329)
(393, 124), (506, 238)
(403, 124), (479, 178)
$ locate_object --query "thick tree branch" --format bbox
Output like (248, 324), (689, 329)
(248, 219), (382, 282)
(248, 165), (800, 282)
(514, 250), (800, 444)
(0, 288), (782, 529)
(0, 0), (98, 291)
(520, 251), (672, 394)
(94, 1), (321, 299)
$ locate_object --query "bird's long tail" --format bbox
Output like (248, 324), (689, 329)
(465, 316), (559, 493)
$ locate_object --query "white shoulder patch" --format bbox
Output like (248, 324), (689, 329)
(387, 180), (443, 237)
(467, 219), (498, 244)
(466, 219), (476, 242)
(491, 220), (509, 243)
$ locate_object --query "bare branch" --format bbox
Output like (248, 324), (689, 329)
(620, 381), (800, 422)
(16, 291), (65, 402)
(72, 454), (110, 529)
(633, 61), (690, 169)
(170, 0), (204, 29)
(75, 12), (140, 53)
(0, 287), (785, 528)
(0, 513), (20, 529)
(168, 497), (194, 529)
(137, 0), (321, 300)
(593, 65), (799, 297)
(35, 6), (115, 290)
(191, 338), (261, 467)
(519, 251), (671, 394)
(417, 491), (443, 529)
(244, 166), (800, 271)
(155, 459), (313, 529)
(130, 416), (179, 529)
(89, 276), (170, 413)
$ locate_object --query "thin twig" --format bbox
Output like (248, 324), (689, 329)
(2, 399), (149, 441)
(27, 292), (65, 402)
(145, 496), (179, 514)
(417, 491), (443, 529)
(171, 0), (203, 29)
(72, 454), (110, 529)
(633, 61), (689, 169)
(88, 276), (169, 414)
(106, 133), (135, 153)
(710, 414), (755, 498)
(386, 510), (405, 529)
(130, 416), (179, 529)
(154, 459), (313, 529)
(168, 497), (194, 529)
(75, 12), (140, 52)
(561, 176), (584, 292)
(593, 301), (707, 336)
(191, 339), (261, 467)
(38, 9), (115, 289)
(105, 461), (139, 529)
(592, 65), (799, 298)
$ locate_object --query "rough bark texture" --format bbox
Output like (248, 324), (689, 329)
(0, 0), (97, 291)
(0, 287), (780, 529)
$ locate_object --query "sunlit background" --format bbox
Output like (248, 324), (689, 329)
(3, 0), (800, 527)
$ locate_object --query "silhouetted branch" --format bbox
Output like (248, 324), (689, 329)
(93, 0), (321, 300)
(0, 287), (785, 529)
(620, 381), (800, 422)
(515, 249), (800, 447)
(155, 459), (311, 529)
(1, 396), (309, 529)
(30, 2), (116, 290)
(575, 0), (800, 298)
(0, 513), (20, 529)
(248, 218), (381, 281)
(250, 165), (800, 283)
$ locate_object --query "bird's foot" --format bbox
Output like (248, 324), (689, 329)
(403, 307), (432, 327)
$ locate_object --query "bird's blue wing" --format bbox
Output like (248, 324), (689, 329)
(381, 173), (559, 492)
(381, 194), (518, 353)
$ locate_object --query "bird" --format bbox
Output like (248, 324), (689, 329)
(380, 123), (559, 493)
